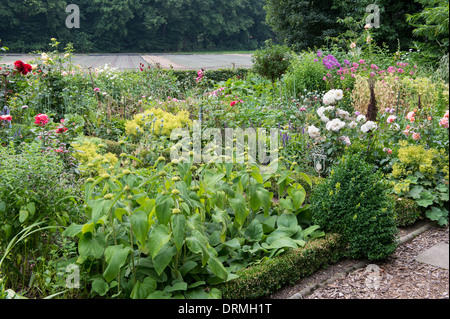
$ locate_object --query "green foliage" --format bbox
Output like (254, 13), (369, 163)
(218, 233), (345, 299)
(252, 41), (292, 84)
(390, 143), (449, 225)
(63, 155), (324, 298)
(406, 0), (449, 61)
(391, 195), (423, 227)
(311, 153), (398, 260)
(0, 0), (272, 53)
(283, 51), (328, 96)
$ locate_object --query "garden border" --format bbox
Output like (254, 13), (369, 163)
(287, 221), (434, 299)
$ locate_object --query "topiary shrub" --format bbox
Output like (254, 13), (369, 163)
(311, 153), (398, 261)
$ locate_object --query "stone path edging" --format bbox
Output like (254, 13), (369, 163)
(287, 222), (434, 299)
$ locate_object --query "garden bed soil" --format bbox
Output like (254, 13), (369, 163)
(268, 220), (449, 299)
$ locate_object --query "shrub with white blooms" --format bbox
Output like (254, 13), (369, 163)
(323, 89), (344, 105)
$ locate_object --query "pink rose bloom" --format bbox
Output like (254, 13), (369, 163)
(359, 59), (365, 64)
(387, 115), (397, 123)
(35, 114), (49, 126)
(352, 62), (359, 68)
(440, 117), (449, 128)
(412, 132), (421, 141)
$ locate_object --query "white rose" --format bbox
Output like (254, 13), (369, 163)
(308, 125), (321, 139)
(336, 108), (350, 120)
(317, 106), (326, 117)
(326, 119), (346, 132)
(361, 121), (378, 133)
(320, 115), (330, 123)
(333, 89), (344, 100)
(347, 121), (358, 129)
(356, 115), (367, 123)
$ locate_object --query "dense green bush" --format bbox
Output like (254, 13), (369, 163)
(391, 195), (423, 227)
(283, 51), (328, 97)
(311, 153), (398, 261)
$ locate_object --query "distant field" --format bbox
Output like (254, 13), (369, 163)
(0, 53), (254, 70)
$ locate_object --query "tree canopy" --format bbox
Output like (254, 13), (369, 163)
(0, 0), (273, 53)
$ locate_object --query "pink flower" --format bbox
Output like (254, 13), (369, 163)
(0, 115), (12, 121)
(387, 115), (397, 123)
(397, 68), (404, 73)
(406, 111), (415, 122)
(359, 59), (365, 64)
(323, 76), (327, 81)
(412, 132), (421, 141)
(94, 88), (100, 92)
(352, 62), (359, 68)
(439, 117), (449, 128)
(340, 76), (345, 80)
(34, 114), (49, 126)
(230, 101), (237, 107)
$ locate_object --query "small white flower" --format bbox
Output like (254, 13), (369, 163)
(347, 121), (358, 129)
(339, 136), (351, 146)
(356, 115), (367, 123)
(361, 121), (378, 133)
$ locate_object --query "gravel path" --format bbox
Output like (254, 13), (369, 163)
(270, 221), (449, 300)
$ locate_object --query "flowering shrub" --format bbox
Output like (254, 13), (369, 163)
(124, 107), (191, 139)
(306, 89), (377, 171)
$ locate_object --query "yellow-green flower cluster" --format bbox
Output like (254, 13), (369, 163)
(72, 141), (118, 175)
(392, 143), (449, 194)
(125, 107), (191, 137)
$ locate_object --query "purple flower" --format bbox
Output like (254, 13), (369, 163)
(344, 59), (350, 65)
(317, 50), (323, 58)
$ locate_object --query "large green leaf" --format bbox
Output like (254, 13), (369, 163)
(417, 191), (434, 207)
(244, 219), (264, 242)
(148, 224), (171, 259)
(186, 230), (210, 266)
(207, 255), (228, 281)
(130, 211), (149, 247)
(230, 194), (249, 229)
(87, 198), (112, 223)
(78, 233), (106, 259)
(153, 245), (177, 276)
(277, 213), (298, 228)
(171, 213), (186, 252)
(103, 245), (132, 283)
(155, 194), (174, 226)
(91, 278), (109, 296)
(130, 277), (157, 299)
(288, 184), (306, 210)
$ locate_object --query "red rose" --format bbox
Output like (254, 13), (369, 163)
(55, 127), (68, 134)
(230, 101), (237, 107)
(35, 113), (49, 126)
(14, 60), (32, 75)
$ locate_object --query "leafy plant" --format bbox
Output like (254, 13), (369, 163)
(390, 142), (449, 225)
(311, 153), (398, 260)
(63, 152), (323, 298)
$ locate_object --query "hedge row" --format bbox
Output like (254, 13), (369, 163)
(171, 68), (250, 88)
(217, 233), (346, 299)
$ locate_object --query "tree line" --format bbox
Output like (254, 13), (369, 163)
(0, 0), (447, 57)
(0, 0), (273, 53)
